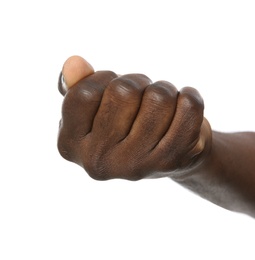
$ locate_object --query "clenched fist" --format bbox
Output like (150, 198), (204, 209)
(58, 56), (212, 181)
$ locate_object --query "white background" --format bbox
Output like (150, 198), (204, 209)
(0, 0), (255, 259)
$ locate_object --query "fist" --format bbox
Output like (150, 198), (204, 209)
(58, 57), (211, 181)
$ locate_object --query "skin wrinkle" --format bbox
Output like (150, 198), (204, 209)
(77, 71), (118, 137)
(151, 91), (180, 151)
(109, 77), (150, 143)
(58, 56), (255, 217)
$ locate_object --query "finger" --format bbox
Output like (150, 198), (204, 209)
(91, 74), (152, 144)
(58, 71), (118, 160)
(58, 55), (94, 96)
(189, 117), (211, 158)
(126, 81), (178, 150)
(153, 87), (204, 168)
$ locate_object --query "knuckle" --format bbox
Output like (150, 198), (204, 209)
(64, 81), (103, 107)
(108, 78), (141, 99)
(86, 70), (118, 85)
(61, 83), (104, 126)
(145, 81), (178, 106)
(81, 146), (145, 181)
(107, 74), (150, 102)
(120, 73), (151, 86)
(179, 87), (204, 112)
(86, 168), (110, 181)
(86, 162), (110, 180)
(79, 86), (103, 103)
(62, 70), (117, 113)
(81, 143), (110, 181)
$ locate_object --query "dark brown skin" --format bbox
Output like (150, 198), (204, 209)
(58, 57), (255, 218)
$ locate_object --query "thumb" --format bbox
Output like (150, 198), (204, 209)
(58, 55), (94, 95)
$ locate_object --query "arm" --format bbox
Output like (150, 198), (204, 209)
(58, 56), (255, 218)
(175, 131), (255, 217)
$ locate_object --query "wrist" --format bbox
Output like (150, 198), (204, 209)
(169, 117), (213, 181)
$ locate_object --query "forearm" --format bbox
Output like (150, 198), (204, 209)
(173, 131), (255, 217)
(58, 57), (255, 216)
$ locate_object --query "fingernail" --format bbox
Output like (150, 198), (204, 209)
(58, 71), (68, 96)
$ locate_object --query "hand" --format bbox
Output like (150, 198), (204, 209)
(58, 56), (212, 181)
